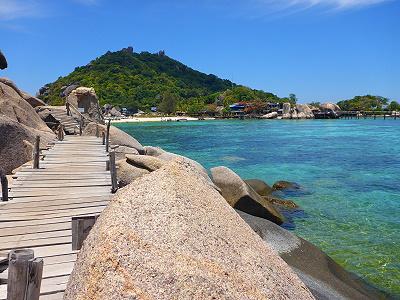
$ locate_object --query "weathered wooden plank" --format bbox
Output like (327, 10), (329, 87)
(0, 236), (72, 251)
(12, 182), (111, 188)
(0, 201), (108, 217)
(4, 194), (110, 204)
(0, 222), (71, 237)
(1, 198), (109, 211)
(0, 205), (106, 221)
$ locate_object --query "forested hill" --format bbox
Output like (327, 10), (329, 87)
(39, 48), (281, 110)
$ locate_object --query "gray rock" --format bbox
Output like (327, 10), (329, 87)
(125, 154), (165, 172)
(21, 92), (46, 108)
(64, 160), (314, 300)
(109, 107), (122, 117)
(273, 180), (301, 190)
(261, 112), (278, 119)
(61, 84), (79, 97)
(211, 166), (285, 225)
(321, 103), (341, 112)
(296, 104), (314, 119)
(0, 51), (7, 70)
(116, 159), (149, 187)
(237, 211), (387, 300)
(83, 122), (144, 154)
(245, 179), (274, 196)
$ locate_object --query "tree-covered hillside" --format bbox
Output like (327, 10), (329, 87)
(39, 48), (282, 111)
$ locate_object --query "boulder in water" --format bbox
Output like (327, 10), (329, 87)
(261, 112), (278, 119)
(245, 178), (274, 196)
(211, 166), (285, 224)
(64, 160), (313, 299)
(296, 104), (314, 119)
(238, 211), (387, 300)
(273, 180), (301, 191)
(320, 103), (341, 112)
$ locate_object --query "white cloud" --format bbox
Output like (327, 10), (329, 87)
(0, 0), (39, 20)
(256, 0), (391, 10)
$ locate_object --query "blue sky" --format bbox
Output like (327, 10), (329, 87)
(1, 0), (399, 102)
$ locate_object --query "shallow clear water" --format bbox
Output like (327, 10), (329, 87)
(115, 119), (400, 295)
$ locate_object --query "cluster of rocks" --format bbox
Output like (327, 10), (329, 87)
(0, 78), (55, 174)
(103, 103), (123, 117)
(66, 87), (104, 124)
(261, 102), (341, 119)
(75, 128), (387, 299)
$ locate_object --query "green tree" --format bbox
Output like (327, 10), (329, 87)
(388, 100), (400, 111)
(159, 92), (177, 114)
(289, 94), (297, 105)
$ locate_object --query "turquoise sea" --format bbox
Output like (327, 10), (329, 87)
(115, 119), (400, 296)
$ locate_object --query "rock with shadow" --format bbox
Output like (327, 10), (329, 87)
(211, 166), (285, 225)
(238, 210), (390, 300)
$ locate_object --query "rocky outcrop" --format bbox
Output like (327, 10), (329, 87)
(211, 166), (285, 224)
(0, 116), (54, 174)
(321, 103), (341, 112)
(21, 92), (46, 108)
(113, 145), (139, 161)
(125, 154), (165, 172)
(262, 195), (299, 209)
(0, 78), (55, 173)
(296, 104), (314, 119)
(65, 160), (314, 300)
(83, 122), (144, 154)
(273, 180), (301, 190)
(245, 179), (274, 196)
(238, 211), (387, 300)
(282, 102), (291, 119)
(60, 84), (79, 98)
(116, 159), (149, 187)
(66, 87), (103, 123)
(144, 146), (166, 156)
(261, 112), (278, 119)
(0, 51), (7, 70)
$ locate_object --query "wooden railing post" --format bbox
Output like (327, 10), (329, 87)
(110, 151), (118, 193)
(57, 125), (64, 141)
(95, 124), (99, 138)
(105, 119), (111, 152)
(79, 116), (83, 136)
(0, 169), (8, 202)
(7, 249), (43, 300)
(102, 131), (105, 145)
(32, 136), (40, 169)
(72, 215), (98, 251)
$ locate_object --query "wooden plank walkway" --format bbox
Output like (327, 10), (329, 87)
(0, 135), (112, 300)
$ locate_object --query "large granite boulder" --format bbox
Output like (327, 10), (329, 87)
(0, 51), (7, 70)
(116, 159), (150, 187)
(321, 103), (341, 112)
(0, 78), (55, 173)
(21, 92), (46, 108)
(83, 122), (144, 154)
(113, 145), (139, 161)
(66, 87), (103, 123)
(125, 154), (165, 172)
(65, 160), (314, 299)
(211, 166), (285, 224)
(245, 179), (274, 196)
(237, 211), (387, 300)
(144, 145), (166, 156)
(296, 104), (314, 119)
(0, 116), (54, 174)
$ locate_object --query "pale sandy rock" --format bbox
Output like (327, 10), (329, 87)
(67, 87), (103, 123)
(83, 122), (144, 153)
(113, 145), (139, 161)
(144, 145), (166, 156)
(211, 166), (285, 225)
(116, 159), (150, 187)
(320, 103), (341, 111)
(245, 179), (274, 196)
(21, 92), (46, 108)
(296, 104), (314, 119)
(238, 211), (386, 300)
(65, 160), (314, 300)
(261, 112), (278, 119)
(125, 154), (165, 172)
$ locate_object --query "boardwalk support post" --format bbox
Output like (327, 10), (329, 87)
(79, 116), (83, 136)
(72, 215), (98, 251)
(110, 151), (118, 193)
(7, 249), (43, 300)
(102, 132), (105, 145)
(33, 136), (40, 169)
(57, 125), (64, 141)
(0, 169), (8, 202)
(105, 119), (111, 152)
(95, 125), (99, 138)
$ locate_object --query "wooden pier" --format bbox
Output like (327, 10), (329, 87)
(0, 135), (113, 299)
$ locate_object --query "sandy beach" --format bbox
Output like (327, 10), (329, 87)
(111, 116), (215, 123)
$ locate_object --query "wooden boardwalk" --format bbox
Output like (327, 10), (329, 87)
(0, 135), (112, 299)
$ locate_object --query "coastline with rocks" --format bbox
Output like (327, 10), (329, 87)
(0, 76), (393, 298)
